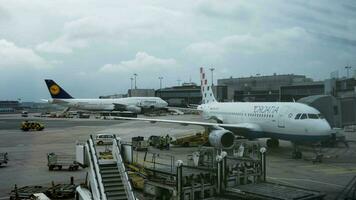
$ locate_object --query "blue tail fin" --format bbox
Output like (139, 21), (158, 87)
(44, 79), (73, 99)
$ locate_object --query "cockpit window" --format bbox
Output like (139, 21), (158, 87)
(308, 114), (319, 119)
(300, 113), (307, 119)
(295, 113), (301, 119)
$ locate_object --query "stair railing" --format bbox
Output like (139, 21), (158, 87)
(88, 135), (107, 200)
(112, 135), (136, 200)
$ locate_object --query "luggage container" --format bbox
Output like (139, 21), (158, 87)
(47, 153), (79, 171)
(132, 136), (149, 151)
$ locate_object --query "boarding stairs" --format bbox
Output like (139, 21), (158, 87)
(99, 163), (127, 199)
(79, 135), (135, 200)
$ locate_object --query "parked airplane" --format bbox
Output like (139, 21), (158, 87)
(44, 79), (168, 113)
(116, 68), (332, 158)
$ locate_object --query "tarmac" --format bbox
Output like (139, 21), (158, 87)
(0, 113), (355, 199)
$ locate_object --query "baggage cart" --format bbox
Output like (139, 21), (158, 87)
(47, 153), (79, 171)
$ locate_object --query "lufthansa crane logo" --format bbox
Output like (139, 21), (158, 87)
(50, 85), (60, 95)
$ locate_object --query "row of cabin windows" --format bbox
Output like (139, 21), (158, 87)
(295, 113), (324, 120)
(211, 111), (274, 118)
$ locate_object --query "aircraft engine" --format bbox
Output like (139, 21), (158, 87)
(126, 105), (142, 113)
(209, 129), (235, 149)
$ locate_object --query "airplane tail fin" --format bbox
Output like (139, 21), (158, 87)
(200, 67), (217, 104)
(44, 79), (73, 99)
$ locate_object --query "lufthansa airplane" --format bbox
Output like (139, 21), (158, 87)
(44, 79), (168, 113)
(117, 68), (332, 158)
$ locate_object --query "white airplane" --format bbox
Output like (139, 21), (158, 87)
(44, 79), (168, 113)
(116, 68), (332, 158)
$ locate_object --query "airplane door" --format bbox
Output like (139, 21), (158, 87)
(278, 108), (285, 128)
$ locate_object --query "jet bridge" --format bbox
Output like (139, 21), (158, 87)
(76, 135), (136, 200)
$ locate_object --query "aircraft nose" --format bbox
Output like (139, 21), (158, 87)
(319, 120), (332, 135)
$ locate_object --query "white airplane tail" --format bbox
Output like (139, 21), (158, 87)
(200, 67), (217, 104)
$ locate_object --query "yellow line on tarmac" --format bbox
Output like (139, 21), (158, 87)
(267, 176), (344, 188)
(299, 164), (356, 175)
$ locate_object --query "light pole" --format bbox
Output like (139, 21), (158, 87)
(133, 73), (138, 89)
(210, 67), (215, 86)
(130, 77), (133, 97)
(158, 77), (163, 97)
(130, 77), (133, 90)
(345, 65), (352, 78)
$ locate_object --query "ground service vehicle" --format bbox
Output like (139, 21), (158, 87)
(95, 133), (115, 145)
(47, 153), (79, 171)
(171, 131), (209, 147)
(132, 136), (149, 151)
(21, 121), (44, 131)
(148, 135), (171, 150)
(21, 111), (28, 117)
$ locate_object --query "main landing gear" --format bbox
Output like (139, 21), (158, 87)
(266, 138), (279, 148)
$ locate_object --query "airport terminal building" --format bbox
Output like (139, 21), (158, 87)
(0, 101), (20, 113)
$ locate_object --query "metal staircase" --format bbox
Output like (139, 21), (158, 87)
(99, 163), (127, 200)
(76, 135), (135, 200)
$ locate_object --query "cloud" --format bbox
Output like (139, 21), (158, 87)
(186, 27), (310, 57)
(1, 0), (356, 100)
(36, 35), (87, 54)
(35, 6), (186, 54)
(100, 52), (177, 73)
(196, 0), (255, 21)
(307, 31), (356, 47)
(0, 6), (11, 21)
(0, 39), (50, 69)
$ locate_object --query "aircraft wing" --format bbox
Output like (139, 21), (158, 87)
(167, 106), (199, 111)
(112, 103), (127, 109)
(113, 116), (262, 134)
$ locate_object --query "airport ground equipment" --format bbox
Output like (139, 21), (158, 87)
(128, 172), (145, 190)
(0, 152), (8, 166)
(75, 135), (136, 200)
(128, 143), (324, 200)
(10, 185), (49, 200)
(30, 193), (51, 200)
(46, 178), (77, 199)
(171, 131), (209, 147)
(95, 133), (115, 145)
(10, 178), (77, 200)
(47, 153), (79, 171)
(132, 136), (149, 151)
(321, 129), (348, 148)
(148, 135), (171, 150)
(21, 111), (28, 117)
(21, 121), (44, 131)
(98, 111), (138, 119)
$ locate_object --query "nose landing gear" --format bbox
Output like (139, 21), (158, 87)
(292, 143), (303, 159)
(266, 138), (279, 148)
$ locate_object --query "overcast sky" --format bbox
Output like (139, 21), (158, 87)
(0, 0), (355, 101)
